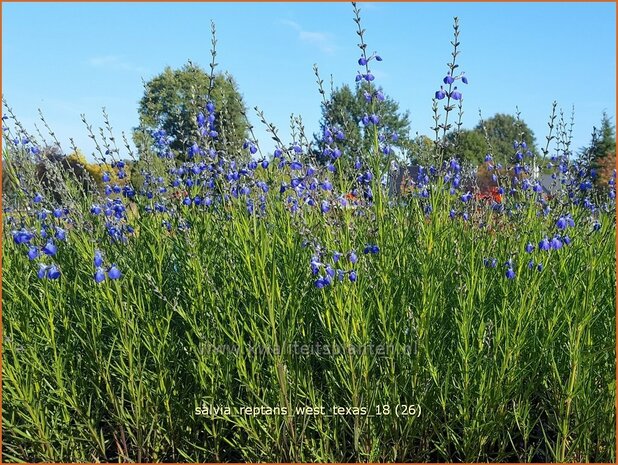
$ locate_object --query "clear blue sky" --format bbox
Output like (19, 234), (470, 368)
(3, 2), (616, 161)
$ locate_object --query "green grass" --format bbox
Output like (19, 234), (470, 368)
(2, 175), (615, 462)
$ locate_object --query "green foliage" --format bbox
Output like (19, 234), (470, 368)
(445, 113), (539, 167)
(317, 83), (412, 160)
(3, 179), (615, 462)
(136, 62), (249, 159)
(2, 159), (19, 199)
(476, 113), (539, 162)
(579, 112), (616, 185)
(406, 134), (436, 166)
(590, 112), (615, 160)
(446, 129), (488, 166)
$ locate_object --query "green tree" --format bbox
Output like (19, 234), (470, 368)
(136, 62), (249, 159)
(406, 134), (435, 166)
(445, 129), (488, 166)
(445, 113), (539, 166)
(579, 112), (615, 181)
(317, 83), (412, 161)
(475, 113), (539, 164)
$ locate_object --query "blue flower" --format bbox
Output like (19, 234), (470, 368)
(525, 243), (534, 253)
(321, 200), (330, 214)
(107, 265), (122, 280)
(325, 265), (335, 278)
(47, 265), (61, 280)
(94, 251), (103, 268)
(197, 112), (206, 127)
(349, 271), (357, 282)
(33, 193), (43, 203)
(539, 238), (550, 251)
(310, 258), (320, 275)
(364, 244), (379, 254)
(593, 221), (601, 232)
(94, 268), (106, 283)
(28, 247), (39, 260)
(550, 236), (563, 250)
(189, 142), (200, 158)
(349, 252), (358, 264)
(505, 268), (516, 279)
(450, 88), (462, 100)
(443, 74), (455, 84)
(55, 227), (66, 241)
(537, 263), (543, 272)
(37, 264), (49, 279)
(435, 89), (446, 100)
(13, 229), (34, 245)
(42, 242), (57, 256)
(556, 217), (567, 230)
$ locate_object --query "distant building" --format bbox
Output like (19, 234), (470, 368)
(389, 165), (562, 198)
(388, 165), (420, 196)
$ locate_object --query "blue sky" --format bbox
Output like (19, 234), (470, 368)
(3, 2), (616, 161)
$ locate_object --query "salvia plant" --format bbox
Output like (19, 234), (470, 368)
(2, 4), (615, 463)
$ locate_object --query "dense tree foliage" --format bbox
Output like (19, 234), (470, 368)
(136, 63), (248, 158)
(317, 83), (412, 160)
(579, 112), (615, 188)
(445, 113), (539, 166)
